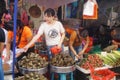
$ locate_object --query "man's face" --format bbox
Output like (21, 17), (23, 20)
(44, 14), (54, 23)
(112, 30), (117, 35)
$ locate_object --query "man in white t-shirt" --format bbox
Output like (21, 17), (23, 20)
(23, 8), (65, 59)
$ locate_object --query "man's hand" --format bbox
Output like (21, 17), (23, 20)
(75, 54), (81, 59)
(22, 46), (29, 52)
(16, 53), (22, 58)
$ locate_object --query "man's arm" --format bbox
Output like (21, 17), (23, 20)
(112, 40), (120, 45)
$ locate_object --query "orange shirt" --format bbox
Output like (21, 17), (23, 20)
(69, 30), (82, 47)
(65, 26), (82, 47)
(8, 26), (33, 48)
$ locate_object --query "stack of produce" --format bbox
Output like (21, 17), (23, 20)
(98, 50), (120, 67)
(79, 54), (104, 69)
(14, 72), (48, 80)
(50, 53), (75, 67)
(18, 52), (48, 69)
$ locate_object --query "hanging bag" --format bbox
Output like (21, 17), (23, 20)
(83, 0), (98, 19)
(83, 0), (95, 16)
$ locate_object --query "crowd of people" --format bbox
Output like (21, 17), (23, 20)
(0, 8), (120, 62)
(0, 6), (120, 79)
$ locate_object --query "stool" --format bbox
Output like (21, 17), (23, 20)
(51, 72), (74, 80)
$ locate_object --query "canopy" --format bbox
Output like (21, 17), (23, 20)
(23, 0), (77, 8)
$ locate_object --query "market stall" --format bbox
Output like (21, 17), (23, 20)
(2, 0), (120, 80)
(75, 50), (120, 80)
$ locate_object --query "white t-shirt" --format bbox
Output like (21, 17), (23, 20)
(38, 21), (65, 46)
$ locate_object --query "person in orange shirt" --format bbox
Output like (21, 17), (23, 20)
(65, 26), (82, 60)
(5, 20), (34, 62)
(65, 27), (93, 60)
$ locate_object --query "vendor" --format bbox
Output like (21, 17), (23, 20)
(23, 8), (65, 60)
(65, 26), (93, 60)
(1, 10), (12, 24)
(79, 29), (93, 56)
(4, 20), (34, 62)
(101, 28), (120, 52)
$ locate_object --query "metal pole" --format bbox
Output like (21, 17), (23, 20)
(12, 0), (18, 79)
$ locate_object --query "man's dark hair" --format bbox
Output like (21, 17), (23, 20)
(4, 10), (9, 14)
(17, 19), (23, 29)
(4, 21), (13, 31)
(44, 8), (55, 17)
(4, 19), (23, 31)
(80, 29), (89, 38)
(110, 28), (115, 32)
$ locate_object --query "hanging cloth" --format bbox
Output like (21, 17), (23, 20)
(83, 0), (98, 19)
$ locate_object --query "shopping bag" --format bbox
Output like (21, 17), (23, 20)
(83, 0), (95, 16)
(83, 0), (98, 19)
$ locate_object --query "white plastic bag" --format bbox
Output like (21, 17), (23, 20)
(2, 48), (13, 63)
(2, 48), (24, 63)
(83, 0), (95, 16)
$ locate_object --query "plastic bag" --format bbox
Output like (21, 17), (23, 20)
(50, 46), (62, 55)
(83, 0), (98, 19)
(91, 69), (116, 80)
(2, 48), (24, 63)
(87, 63), (116, 80)
(83, 0), (95, 16)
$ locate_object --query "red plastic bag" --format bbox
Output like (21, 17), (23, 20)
(50, 46), (62, 55)
(87, 63), (116, 80)
(90, 69), (116, 80)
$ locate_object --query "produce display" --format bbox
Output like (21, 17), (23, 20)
(50, 53), (75, 67)
(79, 54), (104, 70)
(98, 50), (120, 67)
(14, 72), (48, 80)
(18, 52), (48, 69)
